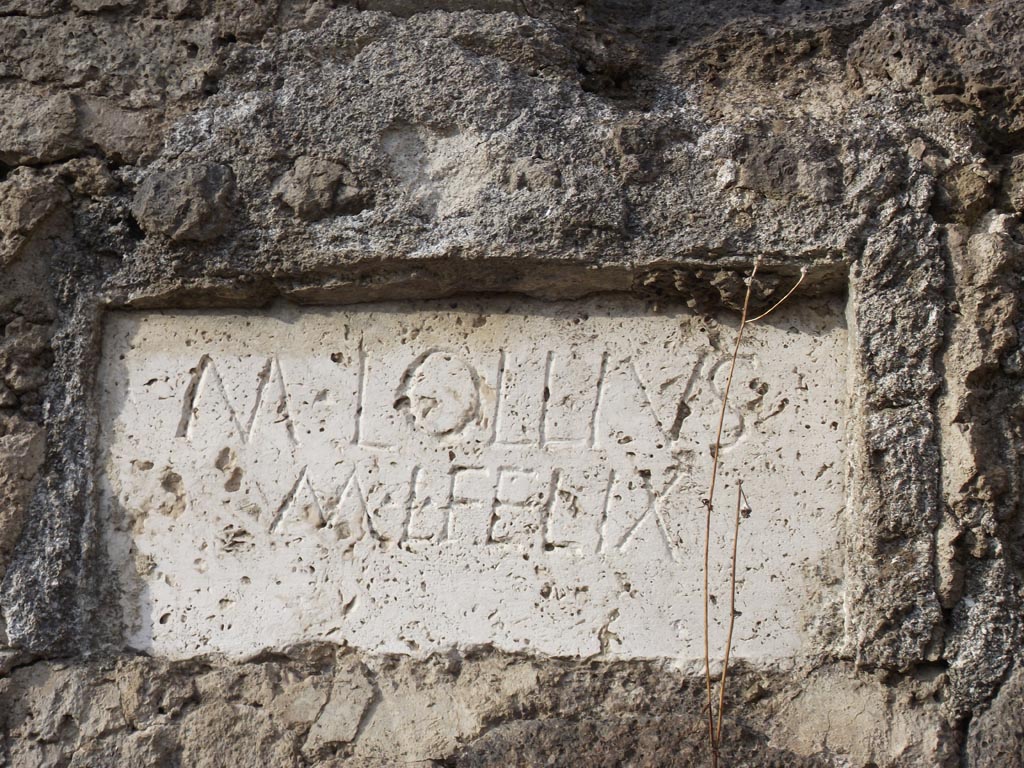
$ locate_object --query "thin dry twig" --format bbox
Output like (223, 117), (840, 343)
(702, 258), (758, 767)
(701, 259), (806, 767)
(702, 494), (717, 767)
(745, 266), (808, 324)
(716, 481), (744, 746)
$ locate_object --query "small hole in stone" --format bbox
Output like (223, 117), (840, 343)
(125, 211), (145, 241)
(201, 73), (220, 97)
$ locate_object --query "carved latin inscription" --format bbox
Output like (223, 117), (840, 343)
(98, 297), (847, 660)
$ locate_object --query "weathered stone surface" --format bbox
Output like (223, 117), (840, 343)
(303, 656), (374, 755)
(848, 0), (1024, 135)
(1006, 153), (1024, 213)
(74, 95), (159, 164)
(939, 214), (1024, 716)
(0, 170), (70, 269)
(0, 0), (1020, 765)
(966, 663), (1024, 768)
(0, 90), (80, 166)
(71, 0), (133, 12)
(0, 648), (956, 768)
(131, 162), (236, 242)
(273, 155), (373, 221)
(0, 420), (45, 585)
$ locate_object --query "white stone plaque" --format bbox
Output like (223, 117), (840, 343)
(98, 297), (847, 660)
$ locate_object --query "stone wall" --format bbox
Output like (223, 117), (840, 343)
(0, 0), (1022, 765)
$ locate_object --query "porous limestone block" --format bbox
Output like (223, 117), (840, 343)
(98, 297), (848, 661)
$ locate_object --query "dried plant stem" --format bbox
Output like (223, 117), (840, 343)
(746, 267), (807, 324)
(715, 481), (744, 746)
(703, 258), (758, 767)
(702, 261), (807, 766)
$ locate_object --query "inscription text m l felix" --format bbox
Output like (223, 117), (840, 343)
(175, 340), (728, 557)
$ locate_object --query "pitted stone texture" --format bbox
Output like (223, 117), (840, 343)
(98, 297), (847, 660)
(4, 650), (938, 768)
(966, 663), (1024, 768)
